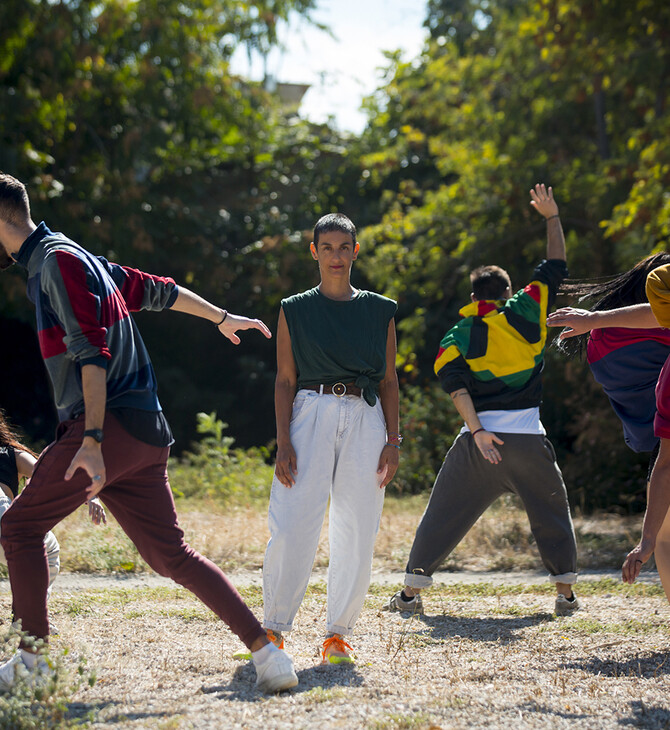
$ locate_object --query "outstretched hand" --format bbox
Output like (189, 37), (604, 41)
(530, 183), (559, 219)
(87, 497), (107, 526)
(217, 313), (272, 345)
(546, 307), (594, 339)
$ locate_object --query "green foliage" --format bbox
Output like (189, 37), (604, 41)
(0, 631), (95, 729)
(169, 411), (273, 503)
(392, 383), (460, 495)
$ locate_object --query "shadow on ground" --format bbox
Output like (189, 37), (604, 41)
(202, 662), (364, 701)
(392, 611), (554, 643)
(562, 650), (670, 679)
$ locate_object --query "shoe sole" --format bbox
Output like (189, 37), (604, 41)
(322, 656), (354, 665)
(257, 671), (299, 693)
(232, 650), (252, 661)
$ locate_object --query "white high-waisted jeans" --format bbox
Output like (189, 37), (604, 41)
(0, 495), (60, 597)
(263, 389), (387, 636)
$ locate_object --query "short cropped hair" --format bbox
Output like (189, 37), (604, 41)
(470, 265), (512, 300)
(0, 173), (31, 227)
(313, 213), (356, 247)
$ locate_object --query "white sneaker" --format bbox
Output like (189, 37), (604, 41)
(0, 650), (53, 691)
(253, 644), (298, 694)
(555, 593), (581, 616)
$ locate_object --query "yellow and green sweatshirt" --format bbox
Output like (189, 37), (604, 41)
(434, 259), (568, 411)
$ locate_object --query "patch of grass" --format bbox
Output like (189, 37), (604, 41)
(0, 631), (95, 729)
(302, 686), (348, 704)
(372, 711), (438, 729)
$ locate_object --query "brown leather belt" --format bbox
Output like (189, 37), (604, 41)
(305, 382), (361, 397)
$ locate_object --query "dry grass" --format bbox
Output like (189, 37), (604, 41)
(45, 494), (645, 576)
(1, 581), (668, 729)
(0, 496), (667, 728)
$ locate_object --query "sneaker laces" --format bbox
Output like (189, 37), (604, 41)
(322, 635), (352, 662)
(266, 629), (284, 650)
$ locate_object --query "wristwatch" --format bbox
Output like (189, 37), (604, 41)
(83, 429), (104, 443)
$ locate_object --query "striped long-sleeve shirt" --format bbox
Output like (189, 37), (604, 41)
(433, 259), (567, 412)
(16, 222), (178, 422)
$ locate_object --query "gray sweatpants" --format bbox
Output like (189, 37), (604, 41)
(404, 432), (578, 588)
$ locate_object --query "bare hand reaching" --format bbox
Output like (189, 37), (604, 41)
(217, 313), (272, 345)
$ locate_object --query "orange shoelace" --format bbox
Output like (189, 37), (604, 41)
(266, 629), (284, 650)
(321, 635), (353, 663)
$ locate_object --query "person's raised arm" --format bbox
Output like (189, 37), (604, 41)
(64, 363), (107, 499)
(530, 183), (566, 262)
(274, 308), (298, 488)
(450, 388), (504, 465)
(377, 320), (400, 488)
(547, 304), (658, 340)
(169, 286), (271, 345)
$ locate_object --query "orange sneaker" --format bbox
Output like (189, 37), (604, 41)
(321, 634), (354, 665)
(233, 628), (284, 661)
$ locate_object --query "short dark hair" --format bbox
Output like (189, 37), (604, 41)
(470, 265), (512, 300)
(0, 173), (30, 226)
(313, 213), (356, 247)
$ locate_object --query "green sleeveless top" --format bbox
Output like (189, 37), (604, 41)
(282, 287), (397, 406)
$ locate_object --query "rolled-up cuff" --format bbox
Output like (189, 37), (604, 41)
(404, 572), (433, 589)
(550, 572), (578, 585)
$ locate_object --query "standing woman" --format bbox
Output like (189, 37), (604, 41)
(263, 213), (399, 664)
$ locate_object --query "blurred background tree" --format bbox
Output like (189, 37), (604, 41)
(1, 0), (669, 510)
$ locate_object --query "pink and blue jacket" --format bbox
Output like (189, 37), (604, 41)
(15, 222), (178, 422)
(587, 327), (670, 452)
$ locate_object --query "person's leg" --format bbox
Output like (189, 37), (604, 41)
(0, 420), (94, 642)
(94, 422), (266, 649)
(402, 434), (505, 594)
(43, 531), (60, 598)
(507, 435), (578, 595)
(262, 391), (336, 633)
(326, 396), (386, 637)
(643, 445), (670, 601)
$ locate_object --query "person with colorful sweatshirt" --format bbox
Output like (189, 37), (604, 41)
(0, 172), (298, 693)
(385, 184), (580, 617)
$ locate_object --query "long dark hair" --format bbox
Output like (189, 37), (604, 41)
(557, 252), (670, 359)
(0, 408), (36, 456)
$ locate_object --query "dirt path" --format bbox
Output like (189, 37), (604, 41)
(0, 566), (661, 592)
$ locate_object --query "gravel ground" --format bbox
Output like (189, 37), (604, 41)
(1, 573), (668, 730)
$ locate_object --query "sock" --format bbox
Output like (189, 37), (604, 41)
(251, 642), (277, 665)
(400, 590), (415, 602)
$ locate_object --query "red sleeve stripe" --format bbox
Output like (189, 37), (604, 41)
(38, 323), (67, 359)
(119, 266), (175, 312)
(524, 283), (542, 303)
(55, 252), (112, 358)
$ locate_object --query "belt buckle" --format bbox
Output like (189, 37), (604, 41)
(332, 382), (346, 397)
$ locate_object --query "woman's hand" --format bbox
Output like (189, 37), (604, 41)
(275, 442), (298, 488)
(546, 307), (595, 339)
(622, 537), (655, 584)
(87, 497), (107, 526)
(377, 444), (399, 488)
(473, 430), (505, 464)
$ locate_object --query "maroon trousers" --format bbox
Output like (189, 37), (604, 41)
(0, 413), (265, 649)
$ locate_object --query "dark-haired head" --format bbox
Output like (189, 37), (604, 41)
(470, 265), (512, 301)
(557, 251), (670, 358)
(0, 173), (30, 228)
(313, 213), (356, 248)
(0, 408), (34, 455)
